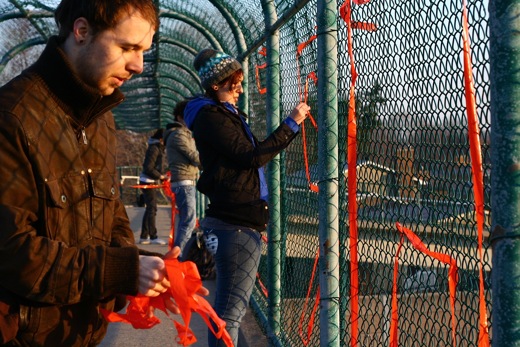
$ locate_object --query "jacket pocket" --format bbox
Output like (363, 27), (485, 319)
(88, 170), (120, 244)
(44, 178), (65, 240)
(45, 174), (89, 243)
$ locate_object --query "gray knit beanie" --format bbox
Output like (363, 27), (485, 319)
(193, 48), (242, 89)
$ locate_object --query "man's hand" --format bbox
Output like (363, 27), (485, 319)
(138, 256), (170, 297)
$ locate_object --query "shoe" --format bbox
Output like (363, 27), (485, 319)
(150, 238), (167, 245)
(139, 237), (151, 245)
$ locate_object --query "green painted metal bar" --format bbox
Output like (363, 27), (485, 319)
(0, 37), (45, 74)
(153, 58), (201, 87)
(250, 295), (283, 347)
(0, 9), (52, 21)
(238, 56), (249, 113)
(238, 0), (312, 62)
(259, 0), (283, 345)
(208, 0), (247, 57)
(158, 37), (198, 56)
(159, 85), (190, 100)
(159, 10), (224, 52)
(489, 0), (520, 345)
(151, 3), (162, 127)
(317, 0), (340, 346)
(6, 1), (50, 39)
(156, 72), (201, 96)
(206, 0), (249, 113)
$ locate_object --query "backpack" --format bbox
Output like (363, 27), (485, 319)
(180, 229), (216, 280)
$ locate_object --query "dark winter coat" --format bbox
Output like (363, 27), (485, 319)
(0, 37), (141, 346)
(188, 101), (298, 231)
(139, 138), (165, 183)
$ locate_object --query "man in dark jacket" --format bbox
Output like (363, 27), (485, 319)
(0, 1), (183, 345)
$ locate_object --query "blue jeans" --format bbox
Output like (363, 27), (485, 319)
(202, 224), (262, 347)
(172, 185), (197, 256)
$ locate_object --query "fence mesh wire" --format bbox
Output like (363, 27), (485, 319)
(0, 0), (492, 345)
(249, 0), (491, 346)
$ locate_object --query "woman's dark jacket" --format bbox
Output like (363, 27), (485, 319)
(189, 102), (298, 231)
(0, 37), (142, 346)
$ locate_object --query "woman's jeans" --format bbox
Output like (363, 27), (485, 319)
(172, 185), (197, 257)
(140, 183), (158, 239)
(202, 226), (262, 347)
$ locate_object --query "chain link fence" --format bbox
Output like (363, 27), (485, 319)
(246, 0), (491, 346)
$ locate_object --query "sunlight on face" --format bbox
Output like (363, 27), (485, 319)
(216, 74), (244, 106)
(76, 11), (155, 96)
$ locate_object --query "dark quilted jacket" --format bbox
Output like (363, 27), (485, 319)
(0, 37), (141, 346)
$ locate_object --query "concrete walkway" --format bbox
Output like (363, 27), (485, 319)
(99, 206), (268, 347)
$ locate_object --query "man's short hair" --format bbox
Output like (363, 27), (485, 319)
(173, 100), (189, 121)
(54, 0), (159, 39)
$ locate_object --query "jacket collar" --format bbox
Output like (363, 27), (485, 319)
(29, 36), (125, 126)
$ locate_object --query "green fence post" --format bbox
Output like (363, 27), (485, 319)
(317, 0), (340, 346)
(239, 56), (249, 114)
(261, 0), (283, 344)
(489, 0), (520, 345)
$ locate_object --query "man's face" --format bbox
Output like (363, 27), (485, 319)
(75, 11), (155, 96)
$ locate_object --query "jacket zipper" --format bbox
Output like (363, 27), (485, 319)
(81, 128), (88, 145)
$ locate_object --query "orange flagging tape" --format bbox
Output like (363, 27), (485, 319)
(298, 248), (320, 346)
(340, 1), (360, 344)
(351, 21), (377, 32)
(255, 63), (267, 94)
(296, 33), (319, 193)
(255, 47), (267, 94)
(389, 232), (404, 347)
(393, 223), (458, 347)
(461, 0), (490, 345)
(101, 258), (233, 346)
(161, 175), (178, 250)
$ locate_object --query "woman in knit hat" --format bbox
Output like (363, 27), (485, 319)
(184, 48), (310, 346)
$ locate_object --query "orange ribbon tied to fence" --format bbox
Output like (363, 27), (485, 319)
(255, 47), (267, 94)
(298, 248), (320, 346)
(101, 258), (233, 347)
(340, 1), (360, 344)
(296, 31), (319, 193)
(338, 1), (376, 345)
(460, 0), (490, 345)
(392, 223), (459, 347)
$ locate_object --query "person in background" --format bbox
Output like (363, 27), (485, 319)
(0, 1), (197, 346)
(139, 128), (168, 245)
(164, 100), (201, 257)
(184, 48), (310, 346)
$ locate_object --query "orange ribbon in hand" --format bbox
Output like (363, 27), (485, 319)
(101, 258), (233, 346)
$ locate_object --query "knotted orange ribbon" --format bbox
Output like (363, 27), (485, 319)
(296, 32), (319, 193)
(101, 258), (233, 346)
(392, 223), (458, 347)
(255, 47), (267, 94)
